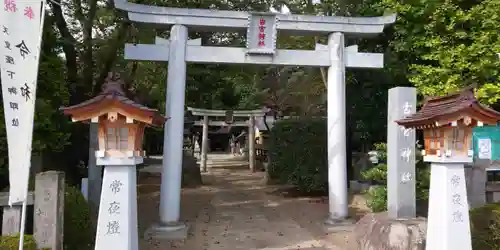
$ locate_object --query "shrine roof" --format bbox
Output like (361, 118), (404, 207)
(60, 72), (166, 126)
(396, 88), (500, 128)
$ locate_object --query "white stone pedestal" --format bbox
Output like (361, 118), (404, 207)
(95, 156), (142, 250)
(425, 157), (472, 250)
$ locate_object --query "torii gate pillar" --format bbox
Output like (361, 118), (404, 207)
(153, 24), (190, 237)
(325, 32), (350, 224)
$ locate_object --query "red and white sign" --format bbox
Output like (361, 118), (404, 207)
(0, 0), (45, 205)
(258, 18), (266, 47)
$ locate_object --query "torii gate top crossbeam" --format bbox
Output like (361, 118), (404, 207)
(187, 107), (266, 117)
(115, 0), (396, 36)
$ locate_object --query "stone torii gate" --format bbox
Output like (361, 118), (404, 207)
(188, 107), (266, 172)
(115, 0), (395, 239)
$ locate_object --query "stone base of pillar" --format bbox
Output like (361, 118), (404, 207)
(145, 221), (190, 240)
(353, 213), (427, 250)
(322, 216), (355, 232)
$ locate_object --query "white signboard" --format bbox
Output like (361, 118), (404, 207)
(478, 138), (492, 160)
(0, 0), (43, 205)
(246, 13), (277, 55)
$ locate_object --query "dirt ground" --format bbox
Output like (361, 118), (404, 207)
(137, 157), (368, 250)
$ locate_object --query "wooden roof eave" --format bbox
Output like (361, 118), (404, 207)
(469, 104), (500, 123)
(70, 110), (153, 125)
(62, 98), (165, 121)
(464, 111), (498, 126)
(151, 113), (168, 127)
(68, 105), (162, 126)
(60, 98), (112, 115)
(395, 121), (437, 129)
(61, 99), (157, 117)
(396, 110), (499, 129)
(60, 95), (106, 113)
(395, 115), (436, 128)
(63, 101), (168, 127)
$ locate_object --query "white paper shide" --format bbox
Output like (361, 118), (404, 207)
(0, 0), (43, 205)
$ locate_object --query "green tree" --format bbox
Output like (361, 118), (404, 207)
(359, 0), (500, 104)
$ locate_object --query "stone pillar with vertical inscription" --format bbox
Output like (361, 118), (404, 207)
(201, 115), (209, 172)
(88, 123), (102, 213)
(34, 171), (65, 250)
(2, 206), (21, 235)
(2, 155), (39, 236)
(248, 116), (256, 172)
(1, 193), (34, 235)
(467, 160), (487, 209)
(425, 159), (472, 250)
(94, 157), (142, 250)
(387, 87), (417, 219)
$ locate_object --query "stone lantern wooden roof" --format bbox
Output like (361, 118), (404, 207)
(60, 72), (167, 126)
(396, 88), (500, 128)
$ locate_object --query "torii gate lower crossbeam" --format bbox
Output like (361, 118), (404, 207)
(118, 4), (394, 239)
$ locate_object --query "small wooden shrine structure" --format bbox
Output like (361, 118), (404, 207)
(396, 88), (500, 159)
(60, 72), (167, 250)
(60, 72), (166, 159)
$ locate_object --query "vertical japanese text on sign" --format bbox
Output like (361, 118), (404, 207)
(4, 0), (17, 12)
(403, 102), (413, 116)
(450, 175), (464, 223)
(1, 24), (20, 129)
(15, 40), (30, 59)
(21, 83), (31, 101)
(258, 18), (265, 47)
(399, 101), (414, 183)
(24, 6), (34, 19)
(105, 180), (123, 235)
(246, 14), (277, 54)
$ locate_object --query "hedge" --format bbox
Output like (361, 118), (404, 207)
(268, 117), (327, 193)
(0, 234), (38, 250)
(64, 185), (94, 250)
(470, 202), (500, 249)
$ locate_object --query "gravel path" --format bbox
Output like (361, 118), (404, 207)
(137, 155), (361, 250)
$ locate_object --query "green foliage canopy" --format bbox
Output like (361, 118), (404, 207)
(359, 0), (500, 104)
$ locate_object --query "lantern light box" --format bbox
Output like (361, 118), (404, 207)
(396, 88), (500, 163)
(60, 72), (167, 164)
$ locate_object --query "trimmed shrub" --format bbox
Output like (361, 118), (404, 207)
(268, 118), (327, 193)
(360, 142), (430, 214)
(64, 185), (94, 250)
(364, 185), (387, 212)
(0, 234), (37, 250)
(470, 202), (500, 250)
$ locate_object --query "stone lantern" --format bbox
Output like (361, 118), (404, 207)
(397, 88), (500, 162)
(396, 88), (500, 250)
(60, 72), (166, 250)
